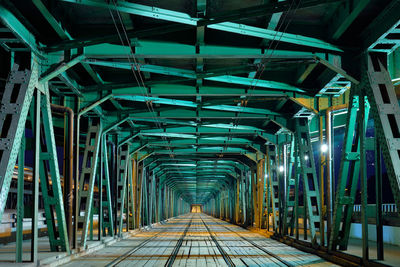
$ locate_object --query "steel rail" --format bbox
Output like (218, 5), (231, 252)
(199, 214), (235, 267)
(209, 215), (294, 267)
(105, 225), (168, 266)
(164, 214), (194, 266)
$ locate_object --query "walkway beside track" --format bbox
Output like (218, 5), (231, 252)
(62, 213), (336, 266)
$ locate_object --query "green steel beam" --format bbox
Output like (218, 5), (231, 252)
(60, 0), (198, 25)
(0, 62), (39, 223)
(208, 22), (342, 52)
(328, 0), (370, 40)
(205, 75), (305, 92)
(86, 60), (305, 92)
(0, 3), (42, 56)
(40, 55), (85, 83)
(85, 83), (311, 98)
(32, 0), (72, 40)
(60, 0), (342, 51)
(114, 95), (282, 115)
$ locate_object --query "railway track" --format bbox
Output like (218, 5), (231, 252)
(208, 215), (294, 267)
(105, 227), (168, 267)
(106, 215), (194, 267)
(164, 214), (194, 267)
(199, 214), (236, 267)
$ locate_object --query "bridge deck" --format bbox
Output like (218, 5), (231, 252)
(62, 213), (336, 266)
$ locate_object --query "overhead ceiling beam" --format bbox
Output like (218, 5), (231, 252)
(0, 3), (42, 56)
(85, 59), (305, 92)
(207, 22), (342, 52)
(114, 95), (282, 115)
(40, 55), (84, 83)
(32, 0), (72, 40)
(90, 84), (307, 98)
(51, 40), (335, 59)
(59, 0), (342, 52)
(328, 0), (370, 40)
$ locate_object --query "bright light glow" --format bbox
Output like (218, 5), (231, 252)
(304, 155), (309, 160)
(321, 144), (328, 153)
(279, 166), (284, 172)
(265, 174), (268, 179)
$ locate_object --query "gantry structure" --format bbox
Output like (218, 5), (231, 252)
(0, 0), (399, 265)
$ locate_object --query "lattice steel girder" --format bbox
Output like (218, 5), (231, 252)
(365, 53), (400, 215)
(31, 84), (70, 253)
(60, 0), (341, 51)
(295, 118), (322, 244)
(100, 136), (114, 236)
(329, 93), (369, 250)
(77, 121), (101, 248)
(117, 145), (130, 236)
(0, 62), (38, 222)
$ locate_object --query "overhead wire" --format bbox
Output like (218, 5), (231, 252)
(223, 0), (302, 153)
(108, 1), (192, 202)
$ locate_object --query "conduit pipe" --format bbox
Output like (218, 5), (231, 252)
(50, 103), (74, 249)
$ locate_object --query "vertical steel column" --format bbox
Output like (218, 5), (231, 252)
(117, 145), (129, 235)
(77, 121), (101, 248)
(235, 176), (240, 224)
(359, 90), (369, 261)
(326, 108), (332, 246)
(283, 138), (296, 236)
(329, 93), (369, 250)
(38, 85), (70, 253)
(16, 133), (25, 262)
(0, 62), (37, 222)
(319, 115), (326, 246)
(267, 145), (279, 232)
(100, 137), (114, 236)
(295, 118), (322, 244)
(365, 53), (400, 221)
(375, 139), (384, 260)
(31, 89), (40, 263)
(256, 159), (265, 229)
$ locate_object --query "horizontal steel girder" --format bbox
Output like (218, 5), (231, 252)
(59, 0), (342, 51)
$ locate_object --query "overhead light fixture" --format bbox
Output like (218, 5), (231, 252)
(279, 166), (284, 172)
(321, 144), (328, 153)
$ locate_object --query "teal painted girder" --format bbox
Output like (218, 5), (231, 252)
(114, 94), (282, 115)
(0, 4), (42, 55)
(59, 0), (341, 52)
(94, 84), (309, 98)
(86, 60), (305, 92)
(76, 41), (333, 59)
